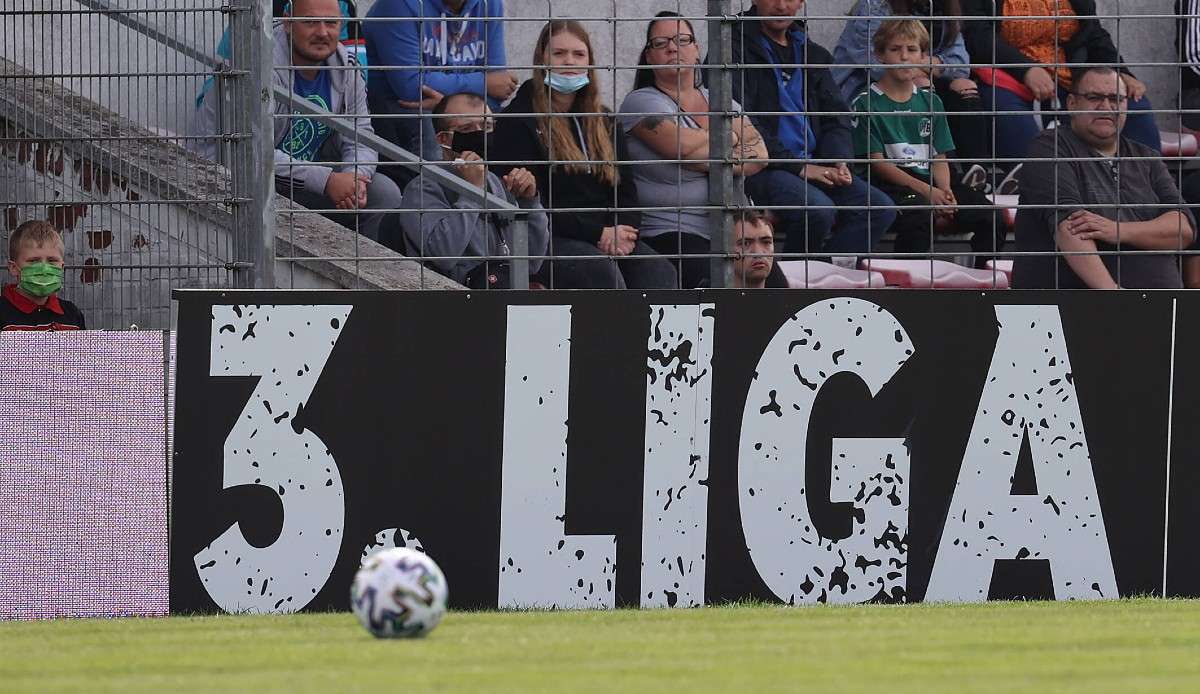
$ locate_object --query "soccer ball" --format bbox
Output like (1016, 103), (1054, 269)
(350, 547), (448, 638)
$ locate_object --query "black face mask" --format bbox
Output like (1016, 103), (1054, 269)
(446, 129), (489, 156)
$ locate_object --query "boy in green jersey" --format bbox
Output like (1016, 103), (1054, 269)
(851, 19), (1003, 262)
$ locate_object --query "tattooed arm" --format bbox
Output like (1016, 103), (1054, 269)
(730, 115), (768, 177)
(629, 114), (714, 172)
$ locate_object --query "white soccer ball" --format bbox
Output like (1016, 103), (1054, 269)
(350, 547), (448, 638)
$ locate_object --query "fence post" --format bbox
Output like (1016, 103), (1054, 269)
(232, 0), (276, 289)
(510, 219), (530, 290)
(707, 1), (735, 289)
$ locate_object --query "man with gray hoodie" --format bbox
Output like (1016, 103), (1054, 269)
(400, 93), (547, 288)
(197, 0), (405, 250)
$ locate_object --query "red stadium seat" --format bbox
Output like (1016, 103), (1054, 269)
(985, 259), (1014, 284)
(1160, 131), (1199, 158)
(988, 194), (1020, 227)
(859, 258), (1011, 289)
(778, 260), (887, 289)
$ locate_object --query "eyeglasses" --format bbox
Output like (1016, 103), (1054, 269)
(1072, 92), (1128, 108)
(646, 34), (696, 50)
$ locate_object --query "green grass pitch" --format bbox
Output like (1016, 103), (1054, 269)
(3, 599), (1199, 693)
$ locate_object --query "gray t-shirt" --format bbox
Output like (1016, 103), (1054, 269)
(618, 87), (740, 239)
(1014, 127), (1195, 289)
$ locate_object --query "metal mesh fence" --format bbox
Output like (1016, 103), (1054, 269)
(260, 0), (1200, 290)
(0, 1), (263, 330)
(3, 0), (1199, 308)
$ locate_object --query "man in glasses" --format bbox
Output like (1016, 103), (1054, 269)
(399, 93), (548, 289)
(1013, 66), (1195, 289)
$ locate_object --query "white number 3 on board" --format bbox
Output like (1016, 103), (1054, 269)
(196, 304), (352, 613)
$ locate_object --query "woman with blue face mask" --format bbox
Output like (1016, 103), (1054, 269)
(490, 20), (678, 289)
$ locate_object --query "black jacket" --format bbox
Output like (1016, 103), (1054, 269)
(1, 285), (86, 331)
(1178, 0), (1200, 91)
(721, 7), (853, 175)
(961, 0), (1128, 82)
(490, 80), (640, 244)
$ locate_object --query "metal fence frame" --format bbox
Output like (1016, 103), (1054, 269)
(257, 2), (1200, 291)
(4, 1), (1199, 307)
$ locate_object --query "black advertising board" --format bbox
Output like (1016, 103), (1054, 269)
(170, 290), (1195, 614)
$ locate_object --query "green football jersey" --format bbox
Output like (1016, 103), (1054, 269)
(851, 83), (955, 181)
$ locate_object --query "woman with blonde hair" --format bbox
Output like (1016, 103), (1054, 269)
(491, 20), (677, 289)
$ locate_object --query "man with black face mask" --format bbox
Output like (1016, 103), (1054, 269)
(399, 93), (549, 288)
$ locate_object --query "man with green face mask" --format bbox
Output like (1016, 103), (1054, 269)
(2, 220), (86, 331)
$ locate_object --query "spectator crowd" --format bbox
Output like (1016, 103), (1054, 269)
(32, 0), (1196, 299)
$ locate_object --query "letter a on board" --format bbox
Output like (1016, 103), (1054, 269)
(926, 305), (1117, 601)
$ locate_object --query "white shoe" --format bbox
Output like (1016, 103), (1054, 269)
(961, 163), (988, 189)
(997, 164), (1023, 195)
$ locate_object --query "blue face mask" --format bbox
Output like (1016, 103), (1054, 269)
(544, 71), (590, 94)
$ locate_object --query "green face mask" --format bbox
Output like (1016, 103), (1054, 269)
(18, 261), (64, 298)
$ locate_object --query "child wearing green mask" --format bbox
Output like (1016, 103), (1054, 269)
(2, 220), (86, 331)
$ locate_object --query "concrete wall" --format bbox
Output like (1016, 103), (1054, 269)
(0, 1), (227, 138)
(1, 1), (1183, 137)
(410, 0), (1181, 127)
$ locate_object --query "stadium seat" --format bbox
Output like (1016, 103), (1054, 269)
(778, 260), (886, 289)
(1160, 131), (1199, 158)
(988, 194), (1020, 227)
(859, 258), (1011, 289)
(984, 259), (1014, 284)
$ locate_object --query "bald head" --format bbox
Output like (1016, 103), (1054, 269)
(433, 93), (488, 132)
(290, 0), (340, 16)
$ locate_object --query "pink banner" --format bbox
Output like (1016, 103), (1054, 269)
(0, 332), (169, 620)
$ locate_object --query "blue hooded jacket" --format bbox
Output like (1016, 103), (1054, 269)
(364, 0), (506, 103)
